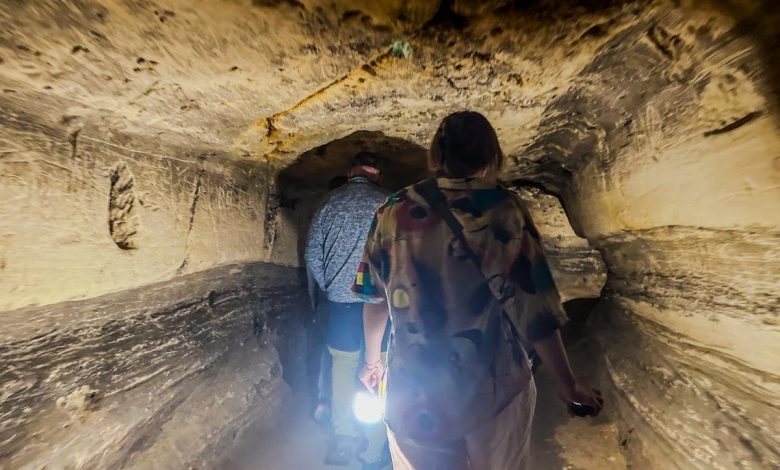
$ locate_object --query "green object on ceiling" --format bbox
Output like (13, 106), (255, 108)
(390, 40), (413, 59)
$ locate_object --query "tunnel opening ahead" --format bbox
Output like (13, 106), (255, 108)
(232, 127), (619, 470)
(267, 129), (611, 398)
(277, 130), (430, 193)
(261, 131), (430, 394)
(265, 131), (430, 269)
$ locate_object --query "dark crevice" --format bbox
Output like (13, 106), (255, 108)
(186, 169), (205, 234)
(251, 0), (306, 9)
(68, 128), (80, 159)
(703, 110), (763, 136)
(423, 0), (467, 30)
(177, 154), (210, 273)
(263, 192), (280, 253)
(646, 24), (680, 60)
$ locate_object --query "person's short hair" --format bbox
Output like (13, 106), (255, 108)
(428, 111), (503, 178)
(351, 151), (381, 172)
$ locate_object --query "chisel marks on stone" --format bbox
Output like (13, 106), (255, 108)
(108, 161), (139, 249)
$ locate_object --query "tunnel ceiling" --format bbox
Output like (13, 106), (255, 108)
(3, 0), (775, 189)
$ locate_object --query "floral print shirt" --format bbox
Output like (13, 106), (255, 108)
(352, 177), (568, 439)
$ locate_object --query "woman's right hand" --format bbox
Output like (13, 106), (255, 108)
(532, 331), (604, 417)
(359, 361), (385, 393)
(560, 381), (604, 417)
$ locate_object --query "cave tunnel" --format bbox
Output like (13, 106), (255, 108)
(0, 0), (778, 469)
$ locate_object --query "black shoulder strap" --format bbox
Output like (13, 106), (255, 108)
(414, 178), (483, 270)
(414, 178), (522, 342)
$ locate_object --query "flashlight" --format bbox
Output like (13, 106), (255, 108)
(353, 380), (386, 424)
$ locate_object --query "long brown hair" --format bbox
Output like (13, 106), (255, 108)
(428, 111), (504, 178)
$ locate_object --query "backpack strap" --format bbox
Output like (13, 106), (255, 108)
(414, 178), (483, 269)
(413, 179), (542, 372)
(413, 178), (524, 343)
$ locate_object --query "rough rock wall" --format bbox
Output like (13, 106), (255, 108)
(514, 187), (607, 301)
(0, 91), (272, 311)
(596, 228), (779, 469)
(0, 262), (306, 469)
(0, 3), (419, 466)
(0, 0), (413, 158)
(502, 2), (780, 468)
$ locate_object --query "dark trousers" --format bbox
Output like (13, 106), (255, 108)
(326, 301), (390, 352)
(326, 301), (366, 351)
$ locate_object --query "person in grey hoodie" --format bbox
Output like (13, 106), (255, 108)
(304, 152), (390, 469)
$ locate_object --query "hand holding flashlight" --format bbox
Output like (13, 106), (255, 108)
(359, 359), (385, 393)
(355, 360), (387, 424)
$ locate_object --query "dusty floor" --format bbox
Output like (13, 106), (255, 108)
(221, 338), (626, 470)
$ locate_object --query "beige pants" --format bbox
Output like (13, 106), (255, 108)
(328, 347), (388, 463)
(387, 379), (537, 470)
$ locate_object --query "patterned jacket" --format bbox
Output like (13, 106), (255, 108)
(353, 176), (567, 439)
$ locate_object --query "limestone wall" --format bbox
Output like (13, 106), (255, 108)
(0, 262), (306, 469)
(0, 92), (272, 311)
(506, 2), (780, 467)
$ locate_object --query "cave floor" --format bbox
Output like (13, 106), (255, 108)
(220, 338), (627, 470)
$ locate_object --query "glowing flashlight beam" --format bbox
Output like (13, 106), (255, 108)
(353, 391), (385, 424)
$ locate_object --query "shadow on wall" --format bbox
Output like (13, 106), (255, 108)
(715, 0), (780, 117)
(274, 131), (430, 267)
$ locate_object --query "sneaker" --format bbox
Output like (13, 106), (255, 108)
(324, 435), (366, 466)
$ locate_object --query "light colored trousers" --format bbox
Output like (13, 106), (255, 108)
(328, 347), (388, 463)
(387, 379), (537, 470)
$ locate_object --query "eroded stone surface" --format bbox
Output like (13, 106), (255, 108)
(0, 92), (271, 311)
(514, 187), (607, 301)
(0, 262), (306, 469)
(595, 227), (780, 468)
